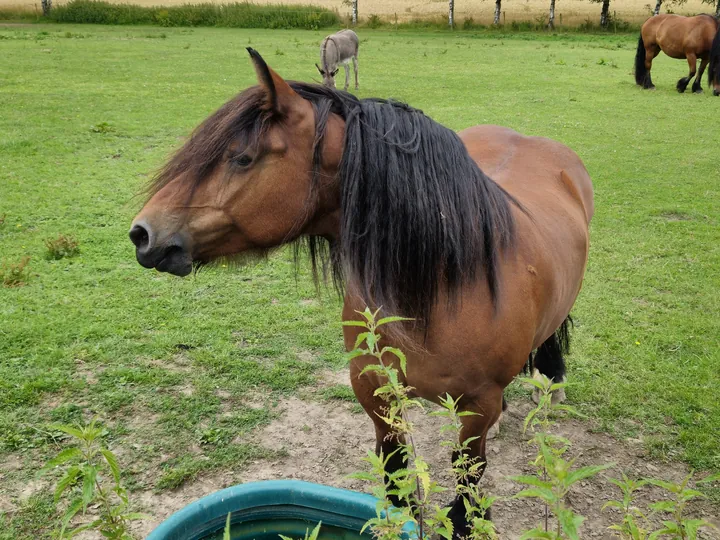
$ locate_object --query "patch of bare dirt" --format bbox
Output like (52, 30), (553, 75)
(130, 371), (720, 538)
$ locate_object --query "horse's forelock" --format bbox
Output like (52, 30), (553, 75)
(146, 87), (268, 200)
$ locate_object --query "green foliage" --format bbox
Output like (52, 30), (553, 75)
(44, 234), (80, 260)
(604, 474), (652, 539)
(645, 473), (717, 540)
(512, 375), (613, 539)
(279, 521), (322, 540)
(345, 308), (497, 540)
(1, 256), (31, 287)
(40, 418), (146, 539)
(46, 0), (340, 29)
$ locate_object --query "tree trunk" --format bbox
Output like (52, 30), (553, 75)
(653, 0), (661, 15)
(448, 0), (454, 28)
(548, 0), (555, 28)
(600, 0), (610, 26)
(351, 0), (357, 25)
(494, 0), (501, 24)
(41, 0), (51, 15)
(716, 0), (719, 17)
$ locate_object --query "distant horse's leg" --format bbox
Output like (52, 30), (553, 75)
(352, 55), (359, 90)
(349, 358), (407, 505)
(677, 53), (698, 93)
(532, 316), (571, 405)
(447, 387), (504, 538)
(693, 55), (709, 93)
(343, 62), (350, 91)
(643, 45), (660, 89)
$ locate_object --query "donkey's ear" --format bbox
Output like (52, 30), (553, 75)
(246, 47), (297, 112)
(315, 63), (325, 75)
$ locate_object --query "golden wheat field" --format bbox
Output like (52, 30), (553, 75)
(0, 0), (711, 26)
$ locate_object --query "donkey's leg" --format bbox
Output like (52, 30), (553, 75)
(447, 387), (504, 539)
(343, 62), (350, 91)
(643, 45), (660, 89)
(353, 55), (359, 89)
(677, 53), (698, 93)
(693, 55), (709, 93)
(349, 358), (407, 506)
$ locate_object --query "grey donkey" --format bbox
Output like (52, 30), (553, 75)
(315, 29), (359, 91)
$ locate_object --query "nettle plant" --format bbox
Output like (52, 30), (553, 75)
(41, 419), (146, 539)
(344, 308), (497, 540)
(510, 375), (614, 539)
(344, 308), (719, 540)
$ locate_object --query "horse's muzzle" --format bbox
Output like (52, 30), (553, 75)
(129, 222), (193, 277)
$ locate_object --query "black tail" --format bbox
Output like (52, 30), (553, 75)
(531, 316), (572, 383)
(635, 35), (647, 86)
(708, 24), (720, 87)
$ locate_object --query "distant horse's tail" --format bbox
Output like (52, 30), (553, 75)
(530, 316), (572, 383)
(708, 23), (720, 88)
(635, 34), (648, 86)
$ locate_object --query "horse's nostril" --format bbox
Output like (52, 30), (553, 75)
(129, 224), (150, 250)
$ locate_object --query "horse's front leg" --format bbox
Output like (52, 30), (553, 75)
(349, 356), (407, 506)
(447, 386), (504, 539)
(693, 55), (709, 93)
(677, 53), (698, 93)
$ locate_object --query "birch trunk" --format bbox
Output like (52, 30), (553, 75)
(352, 0), (358, 25)
(449, 0), (454, 28)
(653, 0), (661, 15)
(494, 0), (501, 24)
(548, 0), (556, 28)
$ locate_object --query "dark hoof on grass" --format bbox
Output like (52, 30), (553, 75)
(693, 88), (703, 94)
(714, 90), (720, 96)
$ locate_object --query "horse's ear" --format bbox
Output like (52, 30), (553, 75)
(246, 47), (297, 112)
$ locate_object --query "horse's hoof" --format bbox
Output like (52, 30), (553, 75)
(693, 88), (703, 94)
(714, 90), (720, 96)
(644, 85), (656, 90)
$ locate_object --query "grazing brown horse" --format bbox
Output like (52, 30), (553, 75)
(129, 50), (594, 536)
(635, 13), (720, 94)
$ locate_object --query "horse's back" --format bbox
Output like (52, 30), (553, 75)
(459, 125), (593, 223)
(643, 14), (717, 57)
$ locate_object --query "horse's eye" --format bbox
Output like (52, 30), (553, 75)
(232, 154), (253, 168)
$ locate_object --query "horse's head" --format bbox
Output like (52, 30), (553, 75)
(130, 49), (340, 276)
(315, 63), (339, 89)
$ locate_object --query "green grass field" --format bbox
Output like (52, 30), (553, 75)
(0, 24), (718, 537)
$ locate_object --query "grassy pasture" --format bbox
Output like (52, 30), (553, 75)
(0, 0), (713, 25)
(0, 24), (718, 537)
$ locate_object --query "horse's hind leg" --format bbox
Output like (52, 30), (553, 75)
(693, 55), (709, 93)
(352, 55), (359, 90)
(447, 387), (504, 539)
(343, 62), (350, 91)
(643, 44), (660, 89)
(532, 316), (571, 405)
(677, 53), (698, 93)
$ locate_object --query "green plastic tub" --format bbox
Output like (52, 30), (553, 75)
(146, 480), (412, 540)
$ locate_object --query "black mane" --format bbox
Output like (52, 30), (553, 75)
(289, 83), (516, 326)
(151, 82), (517, 327)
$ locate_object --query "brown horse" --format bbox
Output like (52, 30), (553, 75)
(129, 50), (594, 536)
(635, 13), (720, 94)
